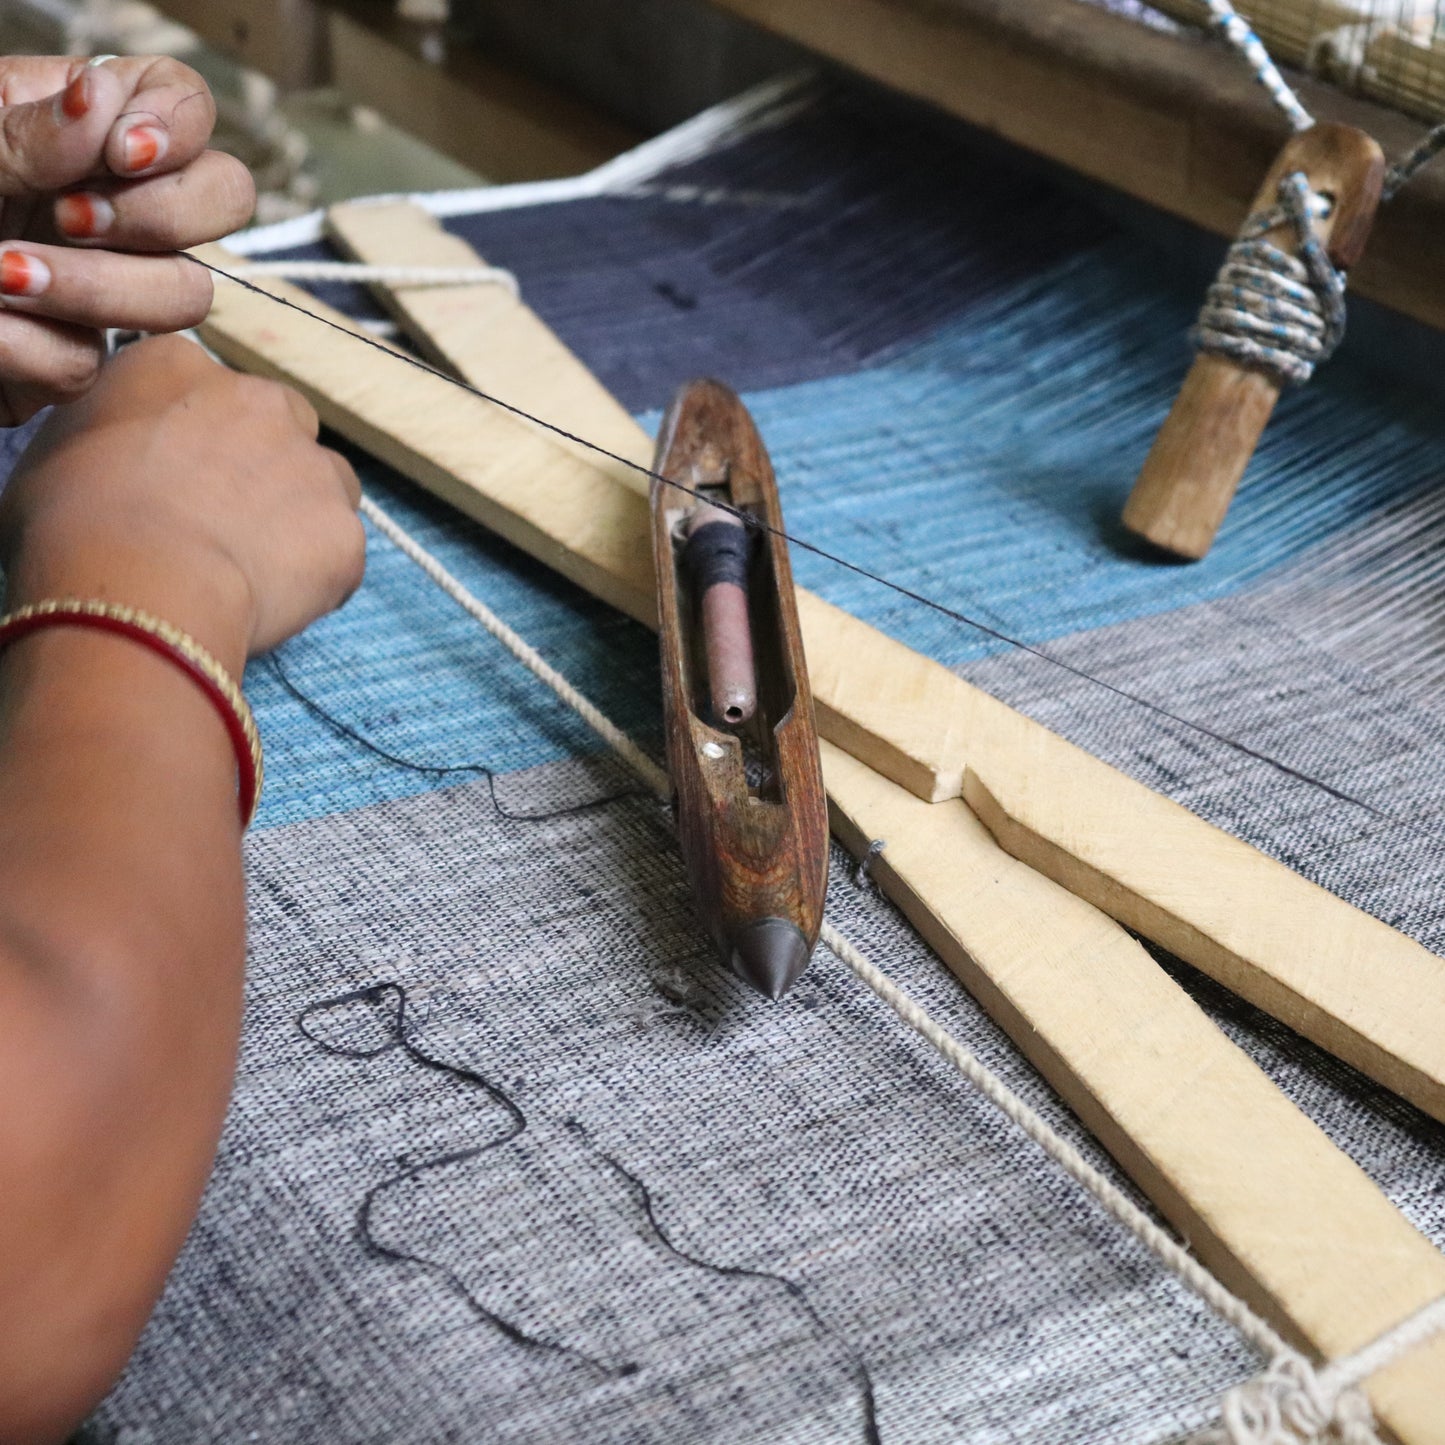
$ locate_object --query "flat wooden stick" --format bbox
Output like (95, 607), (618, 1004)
(821, 739), (1445, 1445)
(325, 200), (653, 488)
(193, 218), (1445, 1126)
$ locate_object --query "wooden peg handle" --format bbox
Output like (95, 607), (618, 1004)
(1122, 123), (1384, 560)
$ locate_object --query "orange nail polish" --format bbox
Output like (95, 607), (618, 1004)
(56, 193), (114, 239)
(58, 72), (89, 121)
(122, 126), (164, 172)
(0, 252), (50, 298)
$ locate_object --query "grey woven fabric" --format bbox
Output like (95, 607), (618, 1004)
(83, 758), (1271, 1445)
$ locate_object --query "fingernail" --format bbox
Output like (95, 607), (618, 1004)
(54, 72), (89, 123)
(122, 125), (166, 172)
(0, 252), (51, 299)
(56, 192), (115, 239)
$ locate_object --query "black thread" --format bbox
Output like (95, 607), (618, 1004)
(683, 520), (752, 591)
(192, 256), (1423, 834)
(595, 1147), (881, 1445)
(298, 981), (619, 1376)
(266, 650), (650, 822)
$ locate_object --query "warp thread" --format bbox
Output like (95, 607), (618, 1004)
(1193, 172), (1345, 386)
(336, 495), (1445, 1443)
(195, 254), (1426, 835)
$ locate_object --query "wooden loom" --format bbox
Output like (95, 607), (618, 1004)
(195, 200), (1445, 1441)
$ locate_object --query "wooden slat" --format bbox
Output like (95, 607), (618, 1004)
(192, 215), (1445, 1128)
(708, 0), (1445, 334)
(324, 201), (652, 486)
(821, 739), (1445, 1445)
(325, 2), (641, 182)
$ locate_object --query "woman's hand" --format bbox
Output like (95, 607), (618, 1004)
(0, 334), (364, 673)
(0, 336), (362, 1443)
(0, 55), (256, 424)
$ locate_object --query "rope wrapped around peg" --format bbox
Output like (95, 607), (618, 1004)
(1192, 172), (1346, 386)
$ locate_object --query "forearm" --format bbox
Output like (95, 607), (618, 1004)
(0, 556), (250, 1442)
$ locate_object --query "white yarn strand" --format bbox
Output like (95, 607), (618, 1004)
(223, 260), (520, 298)
(358, 496), (669, 799)
(357, 493), (1445, 1445)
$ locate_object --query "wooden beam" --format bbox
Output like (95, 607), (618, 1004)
(325, 1), (641, 181)
(193, 216), (1445, 1126)
(148, 0), (641, 179)
(821, 739), (1445, 1445)
(707, 0), (1445, 334)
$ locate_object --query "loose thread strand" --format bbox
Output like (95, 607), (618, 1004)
(191, 255), (1425, 836)
(354, 482), (1445, 1443)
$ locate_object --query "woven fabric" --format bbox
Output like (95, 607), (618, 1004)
(17, 77), (1438, 1441)
(83, 772), (1257, 1445)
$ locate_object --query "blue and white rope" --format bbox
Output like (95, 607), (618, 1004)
(1200, 0), (1445, 198)
(1193, 171), (1346, 385)
(1198, 0), (1313, 131)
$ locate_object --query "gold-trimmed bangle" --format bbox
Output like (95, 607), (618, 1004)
(0, 598), (263, 828)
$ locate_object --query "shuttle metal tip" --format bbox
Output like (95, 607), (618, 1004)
(730, 917), (812, 1000)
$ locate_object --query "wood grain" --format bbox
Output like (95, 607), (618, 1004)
(1123, 123), (1385, 558)
(822, 739), (1445, 1445)
(194, 213), (1445, 1123)
(651, 381), (828, 988)
(325, 200), (652, 486)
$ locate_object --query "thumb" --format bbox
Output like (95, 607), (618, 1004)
(0, 62), (126, 197)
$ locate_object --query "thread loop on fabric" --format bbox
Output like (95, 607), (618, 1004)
(1194, 173), (1345, 386)
(1188, 1350), (1378, 1445)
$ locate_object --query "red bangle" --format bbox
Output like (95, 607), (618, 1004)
(0, 598), (263, 828)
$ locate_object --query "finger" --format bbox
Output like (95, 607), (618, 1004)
(0, 243), (212, 333)
(54, 151), (255, 249)
(328, 448), (362, 509)
(0, 311), (103, 421)
(0, 61), (122, 196)
(278, 384), (319, 438)
(94, 56), (216, 180)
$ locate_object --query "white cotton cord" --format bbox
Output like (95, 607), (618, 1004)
(1197, 0), (1313, 132)
(221, 260), (520, 298)
(358, 492), (1445, 1444)
(816, 921), (1289, 1361)
(1194, 171), (1346, 385)
(358, 495), (670, 800)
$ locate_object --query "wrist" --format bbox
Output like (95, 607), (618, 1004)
(3, 532), (254, 679)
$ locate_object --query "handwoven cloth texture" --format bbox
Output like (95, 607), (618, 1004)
(38, 78), (1445, 1442)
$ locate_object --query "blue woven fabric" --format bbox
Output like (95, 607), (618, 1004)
(243, 86), (1444, 832)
